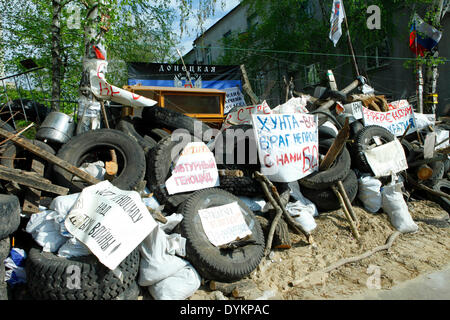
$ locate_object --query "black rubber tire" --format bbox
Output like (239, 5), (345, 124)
(429, 161), (445, 182)
(142, 106), (212, 142)
(214, 124), (260, 176)
(115, 117), (157, 154)
(318, 125), (337, 140)
(0, 120), (16, 154)
(26, 246), (140, 300)
(428, 179), (450, 213)
(0, 195), (21, 240)
(146, 128), (170, 142)
(179, 188), (265, 282)
(0, 237), (10, 260)
(353, 125), (396, 173)
(400, 139), (417, 164)
(53, 129), (146, 193)
(350, 120), (364, 138)
(299, 139), (351, 190)
(146, 134), (198, 213)
(301, 169), (358, 212)
(219, 176), (263, 197)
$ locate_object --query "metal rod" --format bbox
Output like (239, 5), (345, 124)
(13, 76), (28, 122)
(24, 73), (41, 124)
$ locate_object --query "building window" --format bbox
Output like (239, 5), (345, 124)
(365, 38), (390, 71)
(223, 30), (231, 38)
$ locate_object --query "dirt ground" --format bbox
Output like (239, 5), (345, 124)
(188, 198), (450, 300)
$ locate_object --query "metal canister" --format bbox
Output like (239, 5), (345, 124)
(36, 111), (75, 144)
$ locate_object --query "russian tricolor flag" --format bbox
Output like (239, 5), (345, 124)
(409, 14), (442, 57)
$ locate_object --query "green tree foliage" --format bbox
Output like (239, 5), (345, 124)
(0, 0), (223, 109)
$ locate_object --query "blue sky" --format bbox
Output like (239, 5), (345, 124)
(174, 0), (241, 56)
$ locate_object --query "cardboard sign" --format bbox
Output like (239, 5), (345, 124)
(362, 105), (417, 137)
(337, 101), (363, 120)
(364, 140), (408, 177)
(252, 113), (319, 183)
(165, 142), (219, 195)
(65, 181), (156, 270)
(222, 100), (271, 130)
(198, 202), (252, 247)
(223, 87), (246, 114)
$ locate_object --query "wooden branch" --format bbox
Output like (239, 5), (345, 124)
(255, 171), (313, 244)
(218, 169), (244, 177)
(0, 166), (69, 195)
(336, 180), (359, 225)
(332, 185), (360, 240)
(240, 65), (259, 105)
(0, 123), (34, 147)
(406, 173), (450, 201)
(290, 231), (401, 287)
(319, 118), (350, 171)
(0, 127), (101, 185)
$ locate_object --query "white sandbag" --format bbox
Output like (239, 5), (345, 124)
(25, 210), (68, 252)
(57, 237), (91, 258)
(138, 226), (189, 287)
(381, 182), (418, 233)
(285, 202), (317, 233)
(358, 175), (382, 213)
(49, 193), (81, 237)
(288, 182), (319, 217)
(238, 196), (267, 212)
(148, 263), (201, 300)
(73, 161), (106, 181)
(158, 213), (184, 233)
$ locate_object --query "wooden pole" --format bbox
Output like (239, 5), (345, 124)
(342, 2), (360, 77)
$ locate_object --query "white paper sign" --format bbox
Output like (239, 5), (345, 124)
(198, 202), (252, 247)
(165, 142), (219, 195)
(337, 101), (363, 119)
(222, 100), (271, 130)
(388, 100), (410, 111)
(223, 87), (246, 114)
(364, 140), (408, 177)
(252, 113), (319, 183)
(362, 105), (417, 137)
(65, 181), (156, 270)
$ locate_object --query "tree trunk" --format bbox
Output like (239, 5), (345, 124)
(51, 0), (62, 112)
(423, 0), (444, 114)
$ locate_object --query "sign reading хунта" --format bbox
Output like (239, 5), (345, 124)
(362, 105), (417, 137)
(252, 113), (319, 183)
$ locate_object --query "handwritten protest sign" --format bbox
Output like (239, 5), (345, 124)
(362, 105), (417, 137)
(165, 142), (219, 195)
(198, 202), (252, 247)
(336, 101), (363, 120)
(388, 100), (409, 111)
(223, 87), (246, 114)
(65, 181), (156, 270)
(222, 100), (271, 130)
(364, 140), (408, 177)
(252, 113), (319, 183)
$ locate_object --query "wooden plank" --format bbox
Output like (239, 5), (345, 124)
(319, 118), (350, 171)
(0, 127), (100, 185)
(0, 165), (69, 195)
(22, 157), (45, 214)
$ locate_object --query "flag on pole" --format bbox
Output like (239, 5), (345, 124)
(329, 0), (346, 47)
(409, 14), (442, 57)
